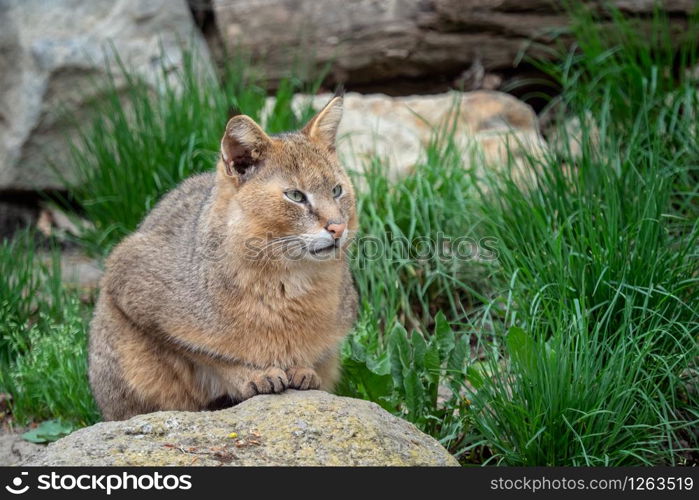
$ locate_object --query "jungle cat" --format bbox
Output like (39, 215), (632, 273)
(88, 95), (358, 421)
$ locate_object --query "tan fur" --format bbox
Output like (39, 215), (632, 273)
(88, 97), (358, 420)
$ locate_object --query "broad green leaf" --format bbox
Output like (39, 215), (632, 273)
(388, 323), (410, 387)
(434, 311), (455, 361)
(411, 330), (427, 370)
(22, 420), (74, 444)
(422, 338), (441, 406)
(446, 337), (469, 395)
(366, 351), (391, 376)
(340, 357), (394, 411)
(424, 341), (441, 373)
(403, 370), (425, 421)
(348, 337), (367, 362)
(448, 335), (469, 373)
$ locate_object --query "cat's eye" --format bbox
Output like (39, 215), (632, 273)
(332, 184), (343, 198)
(285, 189), (306, 203)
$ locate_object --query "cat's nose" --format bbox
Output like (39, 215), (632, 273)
(325, 221), (346, 239)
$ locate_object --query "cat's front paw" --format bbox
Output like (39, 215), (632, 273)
(285, 367), (320, 390)
(240, 367), (288, 400)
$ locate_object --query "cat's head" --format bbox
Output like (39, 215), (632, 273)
(218, 95), (356, 263)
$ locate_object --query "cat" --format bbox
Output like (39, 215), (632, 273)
(88, 95), (358, 420)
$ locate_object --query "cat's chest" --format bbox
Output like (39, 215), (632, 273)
(220, 275), (343, 365)
(200, 262), (349, 366)
(218, 268), (343, 330)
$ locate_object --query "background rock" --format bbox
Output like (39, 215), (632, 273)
(272, 90), (547, 180)
(0, 0), (212, 191)
(56, 250), (103, 292)
(24, 390), (459, 466)
(548, 111), (600, 160)
(212, 0), (693, 90)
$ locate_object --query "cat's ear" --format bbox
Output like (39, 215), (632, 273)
(303, 94), (343, 152)
(220, 115), (272, 182)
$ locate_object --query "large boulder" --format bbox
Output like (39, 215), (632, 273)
(0, 0), (212, 191)
(270, 90), (547, 181)
(212, 0), (694, 88)
(24, 391), (459, 466)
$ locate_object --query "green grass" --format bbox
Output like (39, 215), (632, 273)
(463, 3), (699, 464)
(1, 296), (99, 427)
(472, 316), (697, 465)
(349, 134), (491, 332)
(0, 232), (99, 428)
(0, 233), (67, 364)
(1, 3), (697, 464)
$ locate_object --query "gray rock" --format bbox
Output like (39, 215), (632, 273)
(24, 390), (459, 466)
(0, 0), (212, 190)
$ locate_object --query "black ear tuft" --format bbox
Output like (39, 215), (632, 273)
(227, 106), (242, 120)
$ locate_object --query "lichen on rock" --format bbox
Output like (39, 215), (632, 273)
(24, 391), (459, 466)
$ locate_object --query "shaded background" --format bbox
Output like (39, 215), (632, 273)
(1, 0), (698, 467)
(0, 0), (694, 203)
